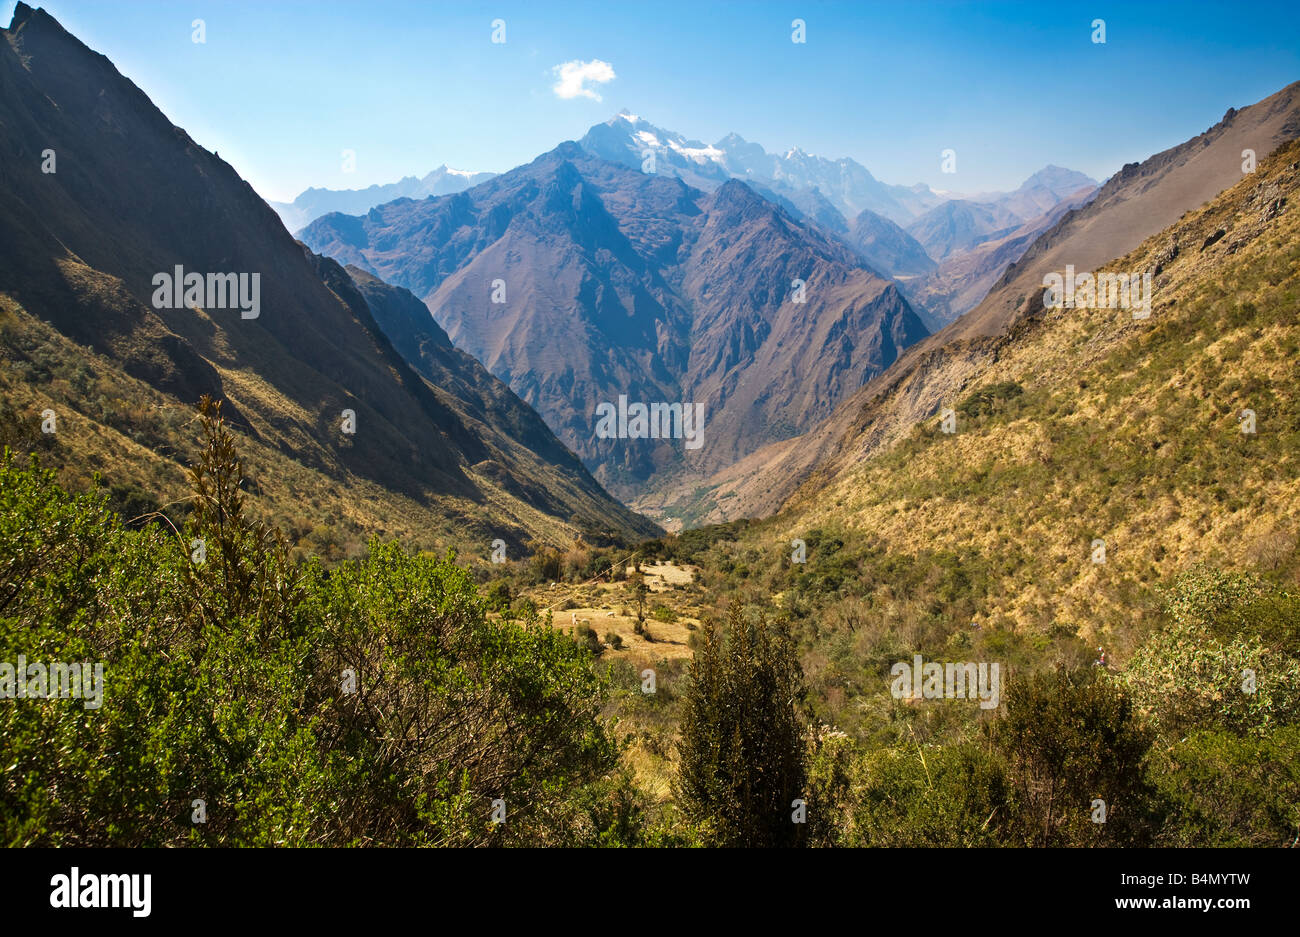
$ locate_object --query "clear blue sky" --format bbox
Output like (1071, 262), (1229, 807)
(8, 1), (1299, 202)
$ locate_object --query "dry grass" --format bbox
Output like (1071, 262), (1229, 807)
(769, 142), (1300, 648)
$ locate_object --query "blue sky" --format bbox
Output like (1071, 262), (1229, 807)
(9, 1), (1299, 201)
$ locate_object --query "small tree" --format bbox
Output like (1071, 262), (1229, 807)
(183, 394), (303, 641)
(675, 604), (808, 846)
(627, 571), (650, 638)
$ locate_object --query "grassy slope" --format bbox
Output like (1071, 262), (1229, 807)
(0, 292), (630, 559)
(664, 141), (1300, 741)
(780, 141), (1299, 638)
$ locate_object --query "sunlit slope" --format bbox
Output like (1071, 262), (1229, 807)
(769, 141), (1300, 642)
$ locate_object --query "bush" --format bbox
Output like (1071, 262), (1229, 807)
(1147, 726), (1300, 847)
(994, 667), (1156, 846)
(1159, 565), (1264, 630)
(956, 381), (1023, 420)
(0, 398), (624, 846)
(484, 579), (512, 612)
(1120, 568), (1300, 737)
(1120, 621), (1300, 737)
(574, 623), (603, 655)
(845, 742), (1011, 847)
(675, 604), (808, 846)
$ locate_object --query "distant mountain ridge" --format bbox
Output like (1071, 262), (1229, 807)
(981, 164), (1098, 219)
(579, 110), (945, 224)
(280, 110), (1096, 340)
(895, 164), (1100, 325)
(273, 111), (1097, 250)
(903, 165), (1099, 262)
(905, 199), (1024, 262)
(579, 112), (1096, 229)
(269, 165), (497, 233)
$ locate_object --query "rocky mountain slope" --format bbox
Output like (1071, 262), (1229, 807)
(301, 145), (928, 500)
(643, 82), (1300, 528)
(0, 3), (655, 551)
(844, 209), (937, 280)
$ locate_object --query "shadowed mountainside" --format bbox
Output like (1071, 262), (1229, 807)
(0, 2), (657, 550)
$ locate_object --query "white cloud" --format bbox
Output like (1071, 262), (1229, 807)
(551, 59), (616, 101)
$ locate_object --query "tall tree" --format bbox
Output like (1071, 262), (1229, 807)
(676, 604), (808, 846)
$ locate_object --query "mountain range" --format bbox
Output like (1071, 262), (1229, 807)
(898, 175), (1099, 329)
(298, 113), (1103, 501)
(5, 1), (1296, 557)
(269, 165), (497, 234)
(277, 112), (1096, 331)
(579, 111), (946, 224)
(645, 79), (1300, 528)
(300, 146), (928, 499)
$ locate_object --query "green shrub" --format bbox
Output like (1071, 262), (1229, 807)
(845, 742), (1011, 847)
(484, 579), (512, 612)
(956, 381), (1024, 420)
(1119, 568), (1300, 737)
(994, 667), (1156, 846)
(1147, 726), (1300, 847)
(649, 603), (677, 623)
(574, 622), (603, 655)
(0, 399), (624, 847)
